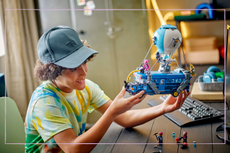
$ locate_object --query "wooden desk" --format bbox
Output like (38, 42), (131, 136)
(91, 95), (230, 153)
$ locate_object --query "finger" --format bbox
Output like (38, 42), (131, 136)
(184, 89), (187, 96)
(183, 90), (190, 102)
(135, 94), (147, 103)
(117, 86), (126, 98)
(128, 90), (145, 102)
(177, 92), (183, 107)
(181, 90), (187, 105)
(138, 93), (147, 99)
(167, 94), (176, 101)
(132, 98), (143, 105)
(132, 94), (146, 105)
(142, 94), (147, 99)
(182, 90), (186, 102)
(185, 90), (189, 98)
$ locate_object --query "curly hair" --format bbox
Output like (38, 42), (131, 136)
(34, 40), (96, 81)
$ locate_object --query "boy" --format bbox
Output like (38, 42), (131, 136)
(25, 26), (189, 153)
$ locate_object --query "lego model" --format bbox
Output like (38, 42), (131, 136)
(176, 131), (188, 149)
(124, 24), (195, 97)
(153, 132), (163, 149)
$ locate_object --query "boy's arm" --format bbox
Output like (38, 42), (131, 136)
(53, 106), (116, 153)
(53, 88), (144, 153)
(97, 90), (189, 128)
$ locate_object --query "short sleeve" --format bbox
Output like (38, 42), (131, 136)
(32, 96), (73, 142)
(86, 79), (110, 113)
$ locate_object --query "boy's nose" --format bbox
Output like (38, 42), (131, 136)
(80, 65), (87, 75)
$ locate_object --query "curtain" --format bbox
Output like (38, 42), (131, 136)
(1, 0), (39, 121)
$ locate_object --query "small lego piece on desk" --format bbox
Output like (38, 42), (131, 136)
(172, 132), (175, 138)
(153, 132), (163, 149)
(193, 141), (196, 147)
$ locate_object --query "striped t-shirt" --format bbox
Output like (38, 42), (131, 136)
(25, 79), (110, 153)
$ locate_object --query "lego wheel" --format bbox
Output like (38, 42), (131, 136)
(139, 94), (145, 98)
(172, 89), (179, 97)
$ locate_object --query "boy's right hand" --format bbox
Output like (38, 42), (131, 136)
(109, 87), (146, 116)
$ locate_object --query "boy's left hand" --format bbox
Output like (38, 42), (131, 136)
(108, 87), (146, 117)
(161, 90), (190, 114)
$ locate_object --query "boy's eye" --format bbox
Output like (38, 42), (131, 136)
(70, 68), (77, 72)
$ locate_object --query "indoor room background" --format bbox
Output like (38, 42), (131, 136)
(1, 0), (230, 124)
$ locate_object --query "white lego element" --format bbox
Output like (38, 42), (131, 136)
(174, 67), (185, 73)
(165, 58), (177, 63)
(163, 29), (182, 55)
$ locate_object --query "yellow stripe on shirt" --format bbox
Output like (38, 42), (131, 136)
(73, 100), (80, 116)
(32, 119), (38, 131)
(44, 110), (70, 124)
(76, 90), (83, 111)
(35, 116), (44, 130)
(82, 86), (91, 114)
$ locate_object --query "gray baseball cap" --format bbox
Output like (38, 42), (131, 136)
(37, 26), (98, 68)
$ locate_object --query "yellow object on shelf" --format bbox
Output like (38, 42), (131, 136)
(174, 10), (195, 16)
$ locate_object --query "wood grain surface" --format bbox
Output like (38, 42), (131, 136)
(91, 94), (230, 153)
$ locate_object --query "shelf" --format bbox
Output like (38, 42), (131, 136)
(173, 11), (230, 22)
(182, 63), (223, 67)
(174, 18), (227, 67)
(168, 17), (229, 23)
(175, 18), (228, 22)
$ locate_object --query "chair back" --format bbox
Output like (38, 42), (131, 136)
(0, 97), (25, 153)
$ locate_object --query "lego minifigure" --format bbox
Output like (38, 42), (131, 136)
(153, 132), (163, 149)
(143, 59), (150, 71)
(156, 52), (161, 62)
(176, 131), (188, 149)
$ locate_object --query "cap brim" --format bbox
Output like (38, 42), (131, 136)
(54, 45), (98, 68)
